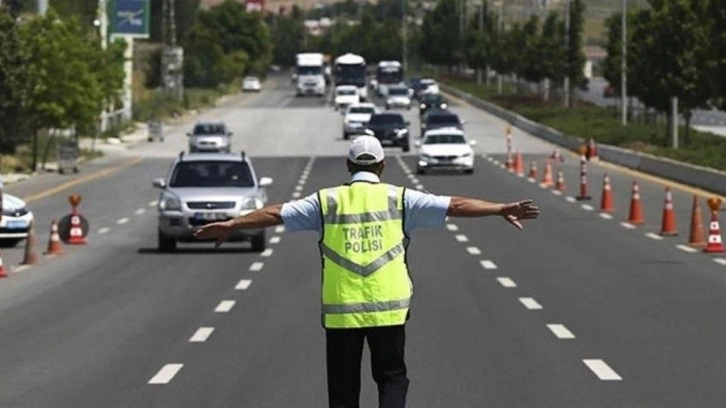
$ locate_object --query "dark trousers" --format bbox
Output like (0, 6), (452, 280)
(326, 325), (409, 408)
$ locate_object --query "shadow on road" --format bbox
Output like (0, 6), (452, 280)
(137, 246), (258, 255)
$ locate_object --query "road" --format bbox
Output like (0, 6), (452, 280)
(0, 74), (725, 407)
(580, 77), (726, 137)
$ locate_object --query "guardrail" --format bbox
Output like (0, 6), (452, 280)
(442, 84), (726, 196)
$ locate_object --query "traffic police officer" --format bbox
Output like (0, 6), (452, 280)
(194, 136), (540, 408)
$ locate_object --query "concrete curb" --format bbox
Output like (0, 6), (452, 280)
(442, 84), (726, 196)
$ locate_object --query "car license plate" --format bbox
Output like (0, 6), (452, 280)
(194, 212), (228, 221)
(380, 139), (394, 146)
(5, 220), (28, 230)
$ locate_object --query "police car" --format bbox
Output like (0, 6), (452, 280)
(0, 192), (35, 247)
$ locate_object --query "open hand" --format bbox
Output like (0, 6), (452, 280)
(500, 200), (539, 230)
(193, 221), (233, 248)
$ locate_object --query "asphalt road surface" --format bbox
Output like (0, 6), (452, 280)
(1, 74), (725, 407)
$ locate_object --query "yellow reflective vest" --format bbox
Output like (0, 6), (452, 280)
(318, 182), (412, 328)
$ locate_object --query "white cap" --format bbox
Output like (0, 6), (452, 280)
(348, 136), (385, 165)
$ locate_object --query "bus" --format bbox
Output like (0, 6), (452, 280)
(334, 53), (368, 101)
(375, 60), (403, 97)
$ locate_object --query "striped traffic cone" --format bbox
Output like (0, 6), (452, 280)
(659, 188), (678, 236)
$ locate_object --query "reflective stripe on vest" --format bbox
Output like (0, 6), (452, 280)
(319, 183), (412, 328)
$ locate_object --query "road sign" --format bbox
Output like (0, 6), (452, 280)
(111, 0), (150, 38)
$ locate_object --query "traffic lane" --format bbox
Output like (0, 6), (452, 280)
(0, 156), (307, 408)
(409, 156), (726, 406)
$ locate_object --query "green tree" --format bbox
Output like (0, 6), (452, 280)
(0, 7), (29, 153)
(420, 0), (461, 69)
(270, 14), (305, 66)
(539, 12), (566, 96)
(564, 0), (586, 106)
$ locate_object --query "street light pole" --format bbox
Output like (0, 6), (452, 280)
(563, 0), (570, 108)
(621, 0), (628, 125)
(402, 0), (407, 74)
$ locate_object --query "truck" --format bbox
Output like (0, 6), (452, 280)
(295, 53), (326, 97)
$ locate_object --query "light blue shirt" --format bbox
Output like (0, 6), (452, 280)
(280, 172), (451, 236)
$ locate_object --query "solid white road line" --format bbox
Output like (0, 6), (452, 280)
(583, 359), (622, 381)
(455, 234), (469, 242)
(117, 218), (129, 225)
(149, 200), (159, 207)
(519, 297), (543, 310)
(480, 260), (498, 270)
(215, 300), (236, 313)
(148, 364), (183, 385)
(715, 258), (726, 267)
(235, 279), (252, 290)
(497, 277), (517, 288)
(599, 213), (613, 220)
(645, 232), (664, 241)
(249, 262), (265, 271)
(467, 246), (481, 255)
(446, 224), (459, 231)
(135, 208), (146, 215)
(189, 327), (215, 343)
(676, 244), (698, 253)
(547, 324), (575, 339)
(275, 225), (285, 233)
(581, 204), (595, 211)
(269, 236), (281, 244)
(565, 196), (576, 203)
(621, 222), (636, 229)
(98, 227), (111, 235)
(292, 192), (301, 198)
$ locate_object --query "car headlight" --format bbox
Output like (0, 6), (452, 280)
(159, 193), (181, 211)
(396, 129), (409, 137)
(420, 154), (432, 160)
(242, 197), (264, 210)
(441, 103), (448, 109)
(461, 152), (472, 158)
(420, 104), (426, 109)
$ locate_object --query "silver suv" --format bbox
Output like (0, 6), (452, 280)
(153, 152), (273, 252)
(187, 122), (232, 153)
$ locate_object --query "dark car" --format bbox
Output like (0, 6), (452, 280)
(364, 113), (410, 152)
(418, 93), (448, 117)
(420, 110), (464, 137)
(407, 77), (426, 99)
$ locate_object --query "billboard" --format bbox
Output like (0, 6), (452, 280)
(111, 0), (150, 38)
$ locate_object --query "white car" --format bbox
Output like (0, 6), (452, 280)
(415, 127), (476, 174)
(334, 85), (360, 111)
(0, 192), (34, 247)
(343, 103), (378, 140)
(385, 85), (412, 110)
(420, 78), (440, 95)
(242, 76), (262, 92)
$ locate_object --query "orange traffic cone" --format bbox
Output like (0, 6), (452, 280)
(627, 181), (645, 225)
(555, 169), (566, 192)
(688, 195), (706, 247)
(528, 161), (538, 180)
(0, 248), (7, 278)
(45, 220), (64, 255)
(514, 151), (524, 176)
(550, 149), (564, 163)
(576, 155), (591, 201)
(600, 174), (614, 213)
(68, 214), (86, 245)
(541, 160), (554, 187)
(21, 221), (38, 265)
(659, 187), (678, 236)
(704, 202), (725, 253)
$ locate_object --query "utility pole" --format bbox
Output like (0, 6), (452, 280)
(497, 0), (504, 93)
(37, 0), (47, 15)
(476, 0), (483, 84)
(162, 0), (184, 102)
(621, 0), (628, 125)
(563, 0), (571, 108)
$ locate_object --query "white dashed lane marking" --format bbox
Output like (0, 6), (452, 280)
(149, 200), (158, 207)
(214, 300), (236, 313)
(292, 192), (301, 198)
(455, 234), (468, 243)
(676, 244), (698, 253)
(269, 236), (281, 244)
(275, 225), (285, 234)
(295, 185), (303, 192)
(599, 213), (613, 220)
(261, 249), (274, 257)
(497, 277), (517, 288)
(189, 327), (215, 343)
(98, 227), (110, 235)
(117, 218), (129, 225)
(583, 359), (622, 381)
(715, 258), (726, 267)
(249, 262), (265, 271)
(135, 208), (146, 215)
(411, 178), (419, 184)
(148, 364), (183, 385)
(480, 260), (498, 270)
(12, 265), (31, 273)
(235, 279), (252, 290)
(446, 224), (459, 231)
(519, 297), (543, 310)
(581, 204), (594, 211)
(565, 196), (576, 203)
(620, 222), (636, 229)
(645, 232), (664, 241)
(552, 190), (562, 196)
(415, 184), (425, 190)
(547, 324), (576, 339)
(466, 246), (481, 255)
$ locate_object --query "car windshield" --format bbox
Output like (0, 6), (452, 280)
(369, 114), (404, 125)
(170, 161), (254, 188)
(337, 88), (356, 95)
(298, 66), (322, 75)
(424, 134), (466, 144)
(422, 94), (444, 104)
(421, 79), (435, 85)
(389, 88), (408, 96)
(244, 77), (257, 82)
(193, 124), (226, 135)
(349, 106), (375, 114)
(427, 114), (460, 125)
